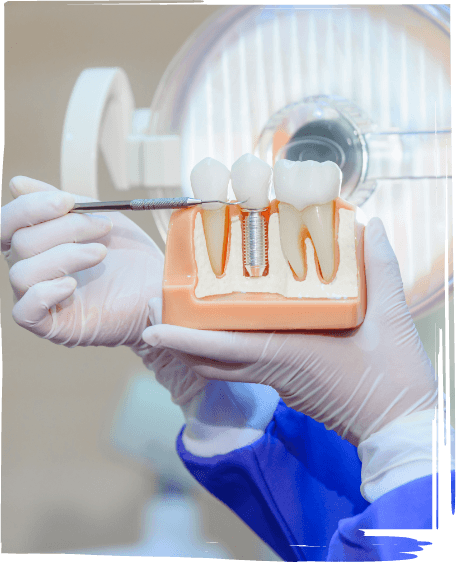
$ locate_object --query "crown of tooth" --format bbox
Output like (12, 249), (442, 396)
(190, 157), (230, 277)
(190, 157), (230, 210)
(273, 159), (342, 283)
(231, 153), (271, 209)
(274, 159), (341, 211)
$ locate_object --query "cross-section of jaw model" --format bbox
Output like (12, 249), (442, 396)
(162, 154), (366, 331)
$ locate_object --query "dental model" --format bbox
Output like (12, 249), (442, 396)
(231, 154), (272, 277)
(190, 157), (230, 276)
(274, 159), (341, 282)
(162, 155), (366, 331)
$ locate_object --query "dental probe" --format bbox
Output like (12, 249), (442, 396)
(71, 197), (244, 213)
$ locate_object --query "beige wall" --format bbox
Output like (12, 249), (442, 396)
(1, 1), (453, 556)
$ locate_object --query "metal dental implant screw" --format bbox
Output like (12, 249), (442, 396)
(230, 152), (273, 277)
(241, 208), (268, 277)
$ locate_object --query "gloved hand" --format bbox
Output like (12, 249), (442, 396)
(2, 176), (163, 347)
(142, 217), (438, 447)
(2, 177), (276, 449)
(138, 297), (280, 456)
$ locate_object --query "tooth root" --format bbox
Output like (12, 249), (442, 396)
(278, 202), (306, 280)
(301, 201), (336, 282)
(201, 206), (229, 276)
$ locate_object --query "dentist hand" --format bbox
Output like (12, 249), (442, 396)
(133, 298), (280, 461)
(142, 218), (438, 447)
(2, 176), (163, 348)
(2, 176), (210, 407)
(2, 176), (276, 433)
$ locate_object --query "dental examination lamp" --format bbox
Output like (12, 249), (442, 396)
(61, 5), (451, 320)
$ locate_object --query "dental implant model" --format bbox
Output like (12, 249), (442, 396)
(162, 154), (367, 331)
(231, 154), (272, 277)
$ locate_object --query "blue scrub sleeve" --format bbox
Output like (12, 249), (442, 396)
(177, 400), (454, 561)
(327, 471), (455, 561)
(177, 399), (370, 561)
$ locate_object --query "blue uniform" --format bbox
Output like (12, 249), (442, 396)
(177, 399), (454, 561)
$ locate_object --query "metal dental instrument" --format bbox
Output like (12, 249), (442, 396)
(71, 197), (245, 213)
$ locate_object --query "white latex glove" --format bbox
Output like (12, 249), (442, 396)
(2, 177), (275, 452)
(357, 409), (443, 502)
(138, 297), (280, 456)
(2, 176), (163, 347)
(142, 217), (438, 447)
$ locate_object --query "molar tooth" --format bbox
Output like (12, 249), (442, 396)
(190, 157), (230, 276)
(273, 159), (342, 282)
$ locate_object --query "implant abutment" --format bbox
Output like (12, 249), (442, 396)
(240, 207), (269, 277)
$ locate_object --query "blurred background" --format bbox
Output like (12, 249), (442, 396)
(1, 2), (453, 557)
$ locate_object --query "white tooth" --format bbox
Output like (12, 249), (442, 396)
(190, 157), (230, 210)
(274, 159), (342, 282)
(277, 202), (307, 280)
(190, 157), (230, 276)
(231, 153), (271, 209)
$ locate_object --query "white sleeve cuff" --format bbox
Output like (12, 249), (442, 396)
(182, 423), (265, 458)
(180, 381), (280, 458)
(358, 409), (454, 503)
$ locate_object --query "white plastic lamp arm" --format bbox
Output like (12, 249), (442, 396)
(60, 67), (134, 197)
(61, 67), (181, 197)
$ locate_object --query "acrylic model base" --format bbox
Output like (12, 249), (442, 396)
(162, 198), (366, 331)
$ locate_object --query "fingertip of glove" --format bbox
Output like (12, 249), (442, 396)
(95, 243), (108, 259)
(9, 176), (35, 197)
(9, 176), (63, 197)
(54, 275), (78, 293)
(50, 191), (76, 214)
(24, 189), (75, 216)
(142, 327), (160, 347)
(88, 214), (114, 233)
(61, 275), (78, 287)
(83, 242), (108, 261)
(366, 217), (386, 240)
